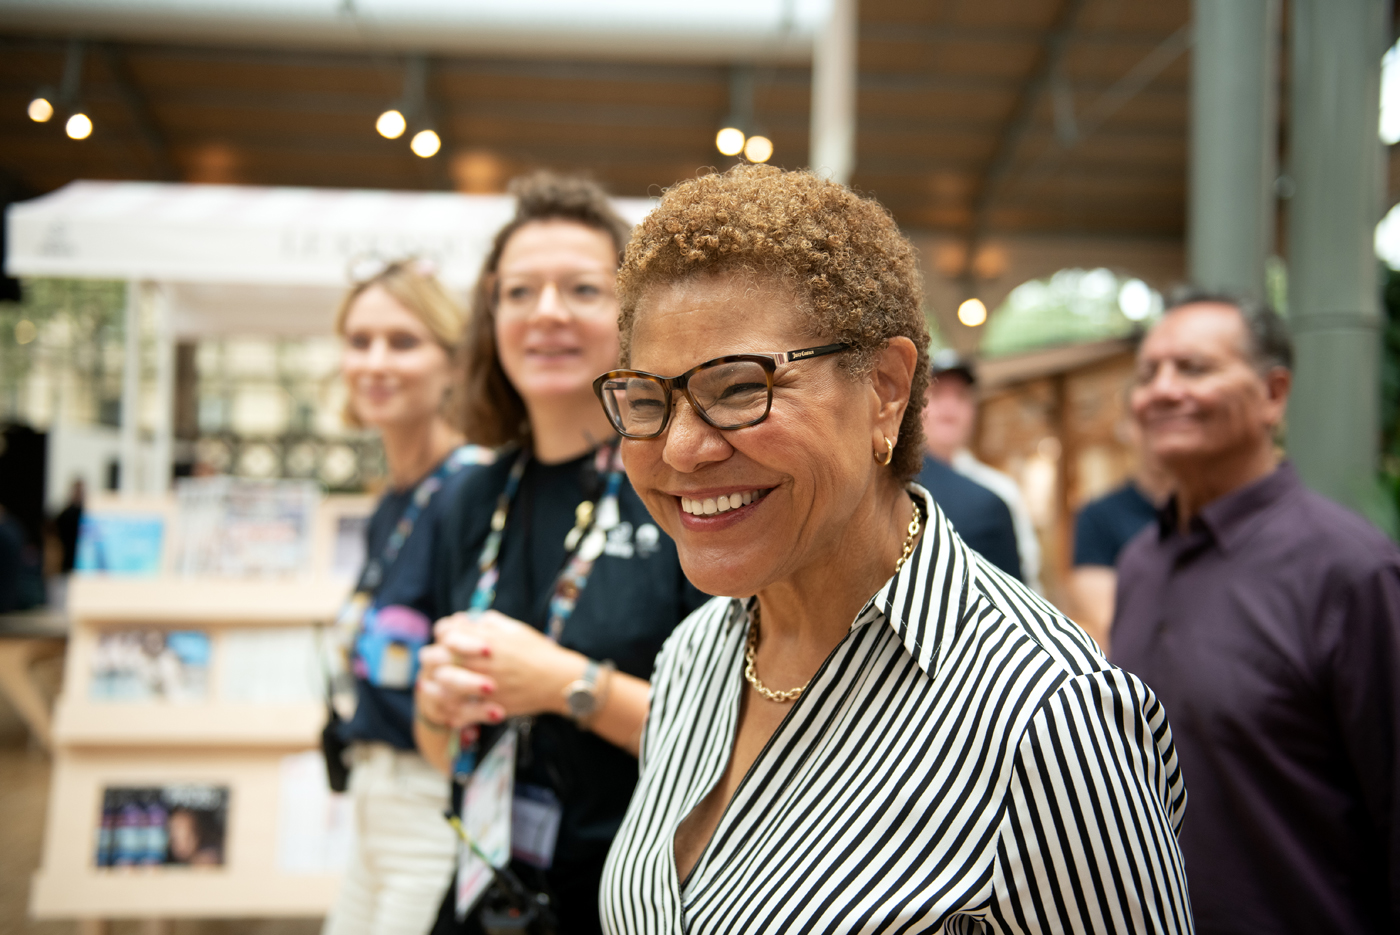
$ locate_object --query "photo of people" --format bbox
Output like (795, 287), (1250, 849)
(95, 785), (228, 868)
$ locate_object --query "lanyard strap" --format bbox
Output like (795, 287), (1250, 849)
(467, 442), (624, 641)
(361, 445), (489, 593)
(546, 452), (624, 641)
(468, 447), (532, 613)
(451, 442), (623, 780)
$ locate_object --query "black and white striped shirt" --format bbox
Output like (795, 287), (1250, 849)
(601, 486), (1192, 934)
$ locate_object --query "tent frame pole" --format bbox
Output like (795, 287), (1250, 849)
(149, 283), (175, 495)
(118, 280), (142, 497)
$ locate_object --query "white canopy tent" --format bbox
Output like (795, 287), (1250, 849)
(4, 180), (655, 494)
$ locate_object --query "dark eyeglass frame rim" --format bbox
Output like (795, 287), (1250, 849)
(592, 342), (851, 439)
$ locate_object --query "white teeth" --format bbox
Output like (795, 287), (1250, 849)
(679, 489), (765, 515)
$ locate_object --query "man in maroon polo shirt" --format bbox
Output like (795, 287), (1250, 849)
(1111, 292), (1400, 935)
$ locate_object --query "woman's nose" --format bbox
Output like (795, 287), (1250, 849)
(663, 394), (731, 473)
(531, 281), (570, 322)
(364, 336), (390, 368)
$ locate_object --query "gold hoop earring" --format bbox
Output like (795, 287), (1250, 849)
(878, 436), (895, 467)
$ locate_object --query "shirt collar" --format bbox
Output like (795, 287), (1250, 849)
(732, 485), (974, 681)
(1156, 461), (1300, 553)
(866, 483), (973, 680)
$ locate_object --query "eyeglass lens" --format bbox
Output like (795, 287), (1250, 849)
(496, 273), (615, 316)
(600, 360), (772, 436)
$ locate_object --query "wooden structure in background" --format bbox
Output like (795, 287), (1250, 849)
(972, 337), (1139, 610)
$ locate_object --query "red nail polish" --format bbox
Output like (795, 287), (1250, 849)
(489, 709), (504, 723)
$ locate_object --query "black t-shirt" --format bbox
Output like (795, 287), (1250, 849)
(341, 462), (478, 750)
(914, 455), (1023, 581)
(434, 447), (709, 868)
(1072, 482), (1158, 568)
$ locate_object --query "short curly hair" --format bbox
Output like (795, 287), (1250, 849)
(617, 164), (929, 479)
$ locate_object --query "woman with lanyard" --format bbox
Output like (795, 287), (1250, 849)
(323, 259), (492, 935)
(415, 173), (708, 935)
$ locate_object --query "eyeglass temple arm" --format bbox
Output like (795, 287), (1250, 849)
(769, 343), (850, 365)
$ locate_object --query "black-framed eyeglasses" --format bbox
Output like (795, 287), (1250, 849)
(592, 343), (850, 439)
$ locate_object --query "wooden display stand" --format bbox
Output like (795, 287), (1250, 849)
(30, 495), (373, 924)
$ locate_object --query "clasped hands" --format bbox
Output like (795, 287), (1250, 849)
(416, 610), (580, 733)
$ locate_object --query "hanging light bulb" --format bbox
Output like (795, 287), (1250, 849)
(957, 298), (988, 327)
(65, 112), (92, 140)
(28, 97), (53, 122)
(410, 129), (441, 158)
(743, 135), (773, 163)
(716, 127), (746, 156)
(376, 109), (406, 139)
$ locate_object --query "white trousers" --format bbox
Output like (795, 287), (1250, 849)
(323, 743), (457, 935)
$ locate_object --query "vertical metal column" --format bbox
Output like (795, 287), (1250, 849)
(1188, 0), (1280, 298)
(1287, 0), (1389, 508)
(118, 280), (142, 496)
(809, 0), (856, 186)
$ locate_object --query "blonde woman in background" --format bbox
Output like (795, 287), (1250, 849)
(324, 259), (491, 935)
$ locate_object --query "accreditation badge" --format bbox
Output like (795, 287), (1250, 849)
(353, 603), (432, 690)
(511, 784), (562, 869)
(456, 727), (517, 919)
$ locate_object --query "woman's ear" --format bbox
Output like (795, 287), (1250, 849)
(869, 336), (918, 442)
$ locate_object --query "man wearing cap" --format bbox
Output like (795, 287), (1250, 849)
(919, 349), (1042, 589)
(915, 350), (1024, 581)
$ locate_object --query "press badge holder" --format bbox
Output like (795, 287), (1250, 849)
(354, 604), (432, 690)
(456, 727), (518, 919)
(511, 784), (563, 869)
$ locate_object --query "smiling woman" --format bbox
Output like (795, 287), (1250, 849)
(414, 173), (708, 935)
(326, 259), (493, 935)
(598, 165), (1194, 934)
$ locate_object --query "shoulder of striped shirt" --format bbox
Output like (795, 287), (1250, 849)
(641, 546), (1186, 834)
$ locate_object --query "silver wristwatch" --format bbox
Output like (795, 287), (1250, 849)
(564, 659), (615, 727)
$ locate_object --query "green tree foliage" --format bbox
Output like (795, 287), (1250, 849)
(0, 279), (127, 425)
(981, 268), (1160, 358)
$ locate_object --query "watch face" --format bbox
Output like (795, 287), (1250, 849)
(567, 685), (596, 720)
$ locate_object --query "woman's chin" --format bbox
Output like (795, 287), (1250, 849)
(674, 541), (776, 600)
(355, 403), (426, 431)
(515, 374), (598, 405)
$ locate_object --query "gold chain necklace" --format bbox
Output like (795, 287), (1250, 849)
(744, 496), (924, 704)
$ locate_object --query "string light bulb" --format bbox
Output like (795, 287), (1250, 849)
(376, 109), (406, 139)
(957, 298), (988, 327)
(65, 112), (92, 140)
(28, 97), (53, 122)
(743, 135), (773, 163)
(410, 129), (441, 158)
(716, 127), (745, 156)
